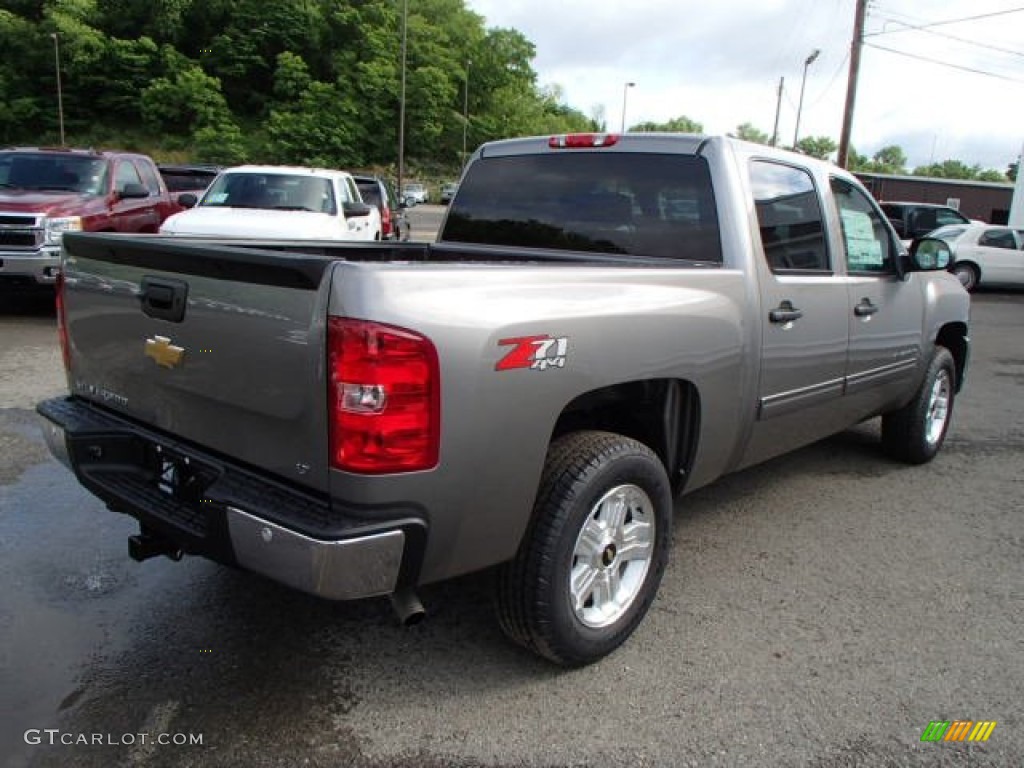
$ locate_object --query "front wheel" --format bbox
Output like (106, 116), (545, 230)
(496, 431), (673, 666)
(882, 346), (956, 464)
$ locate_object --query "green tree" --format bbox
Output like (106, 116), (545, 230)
(631, 115), (703, 133)
(913, 160), (979, 180)
(733, 122), (769, 144)
(141, 66), (234, 134)
(265, 80), (362, 167)
(845, 146), (870, 171)
(796, 135), (837, 160)
(976, 169), (1008, 183)
(872, 145), (906, 173)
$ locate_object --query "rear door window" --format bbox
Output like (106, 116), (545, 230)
(749, 160), (830, 272)
(443, 152), (722, 262)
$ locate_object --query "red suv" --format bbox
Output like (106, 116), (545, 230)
(0, 147), (177, 286)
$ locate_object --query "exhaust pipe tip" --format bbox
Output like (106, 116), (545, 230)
(389, 589), (426, 626)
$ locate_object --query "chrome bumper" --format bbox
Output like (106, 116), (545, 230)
(227, 508), (405, 599)
(39, 411), (408, 601)
(0, 248), (61, 283)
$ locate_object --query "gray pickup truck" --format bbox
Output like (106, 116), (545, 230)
(38, 134), (969, 666)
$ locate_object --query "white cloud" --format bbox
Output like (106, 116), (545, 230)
(467, 0), (1024, 172)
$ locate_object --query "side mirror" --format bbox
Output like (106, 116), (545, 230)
(908, 237), (952, 271)
(119, 182), (150, 199)
(177, 193), (198, 209)
(342, 201), (374, 218)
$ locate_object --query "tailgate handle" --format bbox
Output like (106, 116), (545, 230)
(140, 277), (188, 323)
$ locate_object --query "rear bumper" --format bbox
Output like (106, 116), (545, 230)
(38, 397), (425, 600)
(0, 247), (61, 284)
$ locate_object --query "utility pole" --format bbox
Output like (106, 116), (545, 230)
(397, 0), (408, 202)
(837, 0), (868, 168)
(771, 77), (784, 146)
(51, 33), (65, 146)
(462, 59), (471, 168)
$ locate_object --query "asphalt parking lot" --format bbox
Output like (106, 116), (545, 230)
(1, 248), (1021, 766)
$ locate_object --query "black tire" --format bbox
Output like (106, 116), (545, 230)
(496, 431), (673, 666)
(951, 262), (979, 292)
(882, 346), (956, 464)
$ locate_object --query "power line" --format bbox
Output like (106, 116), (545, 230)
(864, 42), (1024, 83)
(865, 6), (1024, 35)
(867, 15), (1024, 58)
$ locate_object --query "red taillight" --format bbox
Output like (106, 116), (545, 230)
(381, 205), (393, 237)
(328, 318), (440, 474)
(548, 133), (620, 149)
(55, 270), (70, 371)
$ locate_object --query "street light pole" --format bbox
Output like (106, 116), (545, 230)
(462, 59), (471, 167)
(620, 82), (635, 133)
(792, 49), (820, 150)
(397, 0), (408, 203)
(51, 32), (65, 146)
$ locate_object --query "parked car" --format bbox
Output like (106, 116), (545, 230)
(353, 174), (411, 241)
(439, 181), (458, 205)
(929, 222), (1024, 291)
(402, 182), (428, 205)
(879, 201), (972, 245)
(158, 163), (222, 195)
(159, 165), (381, 241)
(0, 146), (176, 287)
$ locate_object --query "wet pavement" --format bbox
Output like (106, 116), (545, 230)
(1, 286), (1022, 767)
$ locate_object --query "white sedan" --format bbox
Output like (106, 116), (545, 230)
(929, 223), (1024, 292)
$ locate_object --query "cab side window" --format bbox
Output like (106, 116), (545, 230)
(114, 160), (143, 193)
(135, 160), (163, 196)
(750, 161), (830, 272)
(830, 177), (896, 274)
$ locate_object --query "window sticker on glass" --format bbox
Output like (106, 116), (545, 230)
(208, 192), (228, 204)
(841, 209), (883, 268)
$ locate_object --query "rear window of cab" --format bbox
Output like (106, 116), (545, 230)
(443, 153), (722, 263)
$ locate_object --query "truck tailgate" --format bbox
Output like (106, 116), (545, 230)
(59, 233), (334, 494)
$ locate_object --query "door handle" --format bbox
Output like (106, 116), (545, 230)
(769, 302), (803, 324)
(854, 299), (879, 317)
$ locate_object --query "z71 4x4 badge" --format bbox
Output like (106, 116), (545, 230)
(496, 335), (569, 372)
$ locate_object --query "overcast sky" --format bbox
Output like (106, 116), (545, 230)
(464, 0), (1024, 174)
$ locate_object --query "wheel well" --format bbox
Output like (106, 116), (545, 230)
(936, 322), (969, 393)
(552, 379), (700, 494)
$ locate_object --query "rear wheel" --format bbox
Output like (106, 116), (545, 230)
(951, 262), (979, 292)
(882, 346), (956, 464)
(496, 431), (672, 666)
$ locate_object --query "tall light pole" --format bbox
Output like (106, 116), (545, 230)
(51, 32), (65, 146)
(771, 76), (784, 147)
(397, 0), (408, 202)
(792, 49), (820, 150)
(462, 59), (471, 167)
(620, 81), (635, 133)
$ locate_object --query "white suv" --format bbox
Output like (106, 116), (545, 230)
(402, 182), (428, 205)
(160, 165), (381, 241)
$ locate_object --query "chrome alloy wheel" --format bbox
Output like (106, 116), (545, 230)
(925, 369), (952, 446)
(570, 484), (655, 629)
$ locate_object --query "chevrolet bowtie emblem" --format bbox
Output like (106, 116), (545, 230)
(145, 336), (185, 368)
